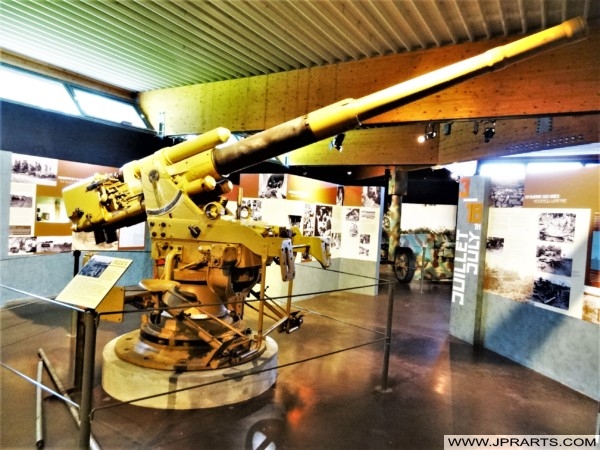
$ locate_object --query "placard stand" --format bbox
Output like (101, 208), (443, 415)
(47, 253), (132, 449)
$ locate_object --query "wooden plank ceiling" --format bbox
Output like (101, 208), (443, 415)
(2, 0), (597, 92)
(1, 0), (598, 179)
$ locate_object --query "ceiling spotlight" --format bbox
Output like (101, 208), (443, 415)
(483, 122), (496, 143)
(329, 133), (345, 152)
(425, 123), (437, 140)
(418, 123), (437, 143)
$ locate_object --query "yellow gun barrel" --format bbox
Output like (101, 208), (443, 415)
(213, 17), (587, 175)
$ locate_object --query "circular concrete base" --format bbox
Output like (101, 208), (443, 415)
(102, 336), (278, 409)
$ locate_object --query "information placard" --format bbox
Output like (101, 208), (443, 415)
(56, 255), (132, 309)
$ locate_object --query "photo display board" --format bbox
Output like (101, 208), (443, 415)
(237, 174), (382, 262)
(484, 165), (599, 323)
(9, 152), (146, 255)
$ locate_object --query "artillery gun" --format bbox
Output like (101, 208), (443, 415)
(62, 17), (587, 408)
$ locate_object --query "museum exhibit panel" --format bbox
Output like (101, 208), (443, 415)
(1, 3), (599, 449)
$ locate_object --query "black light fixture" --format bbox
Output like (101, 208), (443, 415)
(418, 123), (437, 143)
(425, 123), (437, 140)
(483, 121), (496, 143)
(329, 133), (345, 152)
(473, 122), (479, 135)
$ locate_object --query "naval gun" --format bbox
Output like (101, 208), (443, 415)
(63, 18), (587, 374)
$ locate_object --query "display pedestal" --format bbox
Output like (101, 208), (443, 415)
(102, 335), (278, 409)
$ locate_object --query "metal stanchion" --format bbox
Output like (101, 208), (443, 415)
(78, 309), (97, 450)
(376, 282), (395, 393)
(36, 360), (44, 449)
(71, 250), (84, 391)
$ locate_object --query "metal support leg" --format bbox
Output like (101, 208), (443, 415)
(73, 312), (85, 390)
(377, 282), (395, 393)
(79, 310), (97, 450)
(38, 349), (100, 450)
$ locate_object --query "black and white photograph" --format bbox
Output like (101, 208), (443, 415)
(10, 194), (33, 208)
(302, 203), (315, 236)
(536, 243), (573, 277)
(348, 222), (358, 238)
(11, 154), (58, 186)
(538, 212), (576, 243)
(329, 232), (342, 252)
(486, 236), (504, 253)
(8, 236), (38, 254)
(345, 208), (360, 222)
(361, 186), (381, 207)
(530, 276), (571, 311)
(315, 205), (332, 237)
(258, 173), (287, 199)
(336, 185), (344, 206)
(489, 182), (525, 208)
(288, 214), (301, 229)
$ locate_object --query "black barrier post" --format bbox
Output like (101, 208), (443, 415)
(377, 282), (395, 393)
(72, 250), (84, 390)
(79, 309), (97, 450)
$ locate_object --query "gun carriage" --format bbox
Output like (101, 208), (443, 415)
(62, 17), (587, 408)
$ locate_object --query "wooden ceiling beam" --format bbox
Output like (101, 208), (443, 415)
(287, 113), (599, 167)
(437, 114), (599, 164)
(139, 20), (599, 137)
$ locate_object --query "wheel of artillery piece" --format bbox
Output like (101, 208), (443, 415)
(393, 247), (416, 283)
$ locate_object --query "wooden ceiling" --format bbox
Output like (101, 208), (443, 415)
(1, 1), (598, 179)
(2, 0), (598, 92)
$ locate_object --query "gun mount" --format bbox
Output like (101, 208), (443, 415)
(63, 18), (586, 406)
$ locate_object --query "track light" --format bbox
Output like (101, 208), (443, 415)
(426, 123), (437, 140)
(483, 122), (496, 143)
(418, 123), (437, 143)
(329, 133), (345, 152)
(473, 122), (479, 135)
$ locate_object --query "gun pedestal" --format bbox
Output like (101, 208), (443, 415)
(102, 279), (279, 409)
(102, 335), (278, 409)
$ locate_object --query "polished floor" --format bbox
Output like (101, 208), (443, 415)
(1, 266), (597, 449)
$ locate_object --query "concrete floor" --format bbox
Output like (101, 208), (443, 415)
(1, 266), (597, 449)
